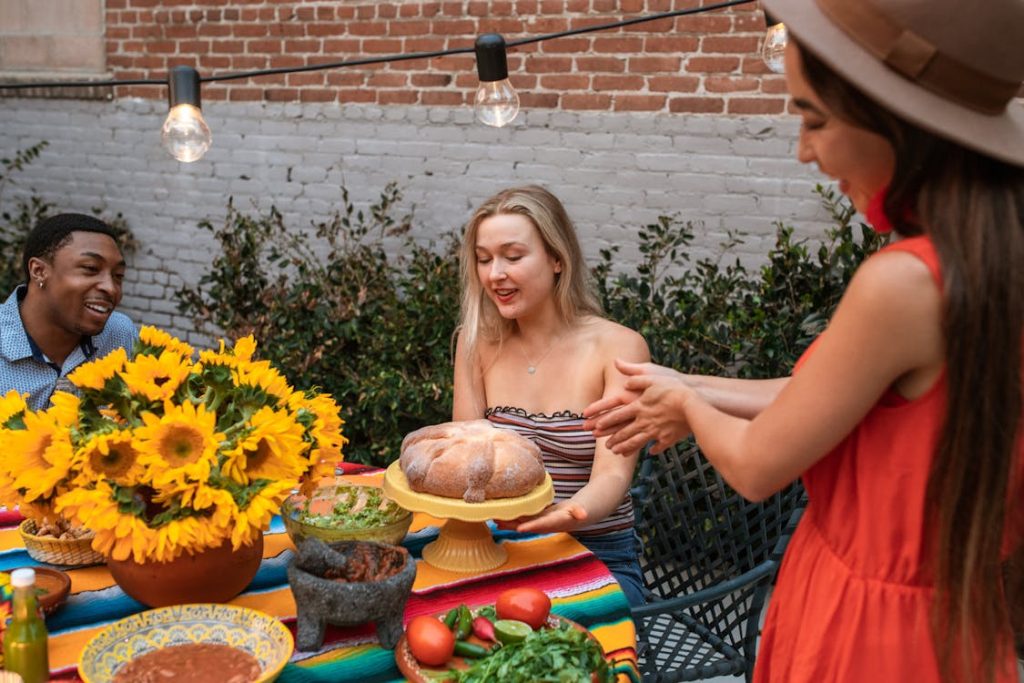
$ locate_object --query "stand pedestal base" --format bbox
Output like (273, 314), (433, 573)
(422, 519), (507, 573)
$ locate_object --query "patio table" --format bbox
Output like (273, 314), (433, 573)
(0, 465), (639, 682)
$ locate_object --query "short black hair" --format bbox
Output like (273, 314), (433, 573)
(22, 213), (120, 280)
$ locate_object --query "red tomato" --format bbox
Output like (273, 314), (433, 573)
(406, 615), (455, 667)
(495, 587), (552, 630)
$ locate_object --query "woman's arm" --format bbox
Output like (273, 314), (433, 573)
(452, 330), (487, 421)
(682, 375), (788, 419)
(588, 250), (944, 501)
(517, 327), (650, 533)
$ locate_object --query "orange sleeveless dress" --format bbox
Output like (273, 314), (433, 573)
(752, 236), (1023, 682)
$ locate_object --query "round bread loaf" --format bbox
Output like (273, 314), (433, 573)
(399, 420), (546, 503)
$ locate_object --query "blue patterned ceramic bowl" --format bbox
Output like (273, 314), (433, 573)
(78, 603), (293, 683)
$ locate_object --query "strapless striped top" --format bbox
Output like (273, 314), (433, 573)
(485, 406), (635, 538)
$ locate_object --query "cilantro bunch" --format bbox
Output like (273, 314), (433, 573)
(449, 623), (615, 683)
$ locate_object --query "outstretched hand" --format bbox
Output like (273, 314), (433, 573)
(496, 501), (589, 534)
(584, 359), (695, 455)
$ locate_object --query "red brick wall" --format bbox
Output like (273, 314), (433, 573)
(104, 0), (785, 115)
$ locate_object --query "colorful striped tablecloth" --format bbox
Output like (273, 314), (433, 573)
(0, 468), (638, 682)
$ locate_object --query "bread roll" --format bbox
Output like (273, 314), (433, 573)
(400, 420), (546, 502)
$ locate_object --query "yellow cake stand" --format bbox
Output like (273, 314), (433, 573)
(383, 461), (554, 573)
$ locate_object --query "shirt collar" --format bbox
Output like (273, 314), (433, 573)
(0, 284), (96, 364)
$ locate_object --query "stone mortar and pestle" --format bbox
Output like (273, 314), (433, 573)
(286, 537), (417, 651)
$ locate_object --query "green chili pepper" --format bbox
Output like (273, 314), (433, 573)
(455, 604), (473, 640)
(443, 607), (460, 630)
(453, 641), (490, 659)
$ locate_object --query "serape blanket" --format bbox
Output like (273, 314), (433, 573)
(0, 467), (639, 682)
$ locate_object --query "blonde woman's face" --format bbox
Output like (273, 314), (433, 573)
(474, 213), (562, 320)
(784, 42), (896, 214)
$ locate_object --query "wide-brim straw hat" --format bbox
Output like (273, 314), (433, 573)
(763, 0), (1024, 167)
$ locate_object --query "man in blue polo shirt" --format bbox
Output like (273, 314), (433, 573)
(0, 213), (137, 410)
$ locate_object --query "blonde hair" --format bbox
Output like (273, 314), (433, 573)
(458, 185), (602, 360)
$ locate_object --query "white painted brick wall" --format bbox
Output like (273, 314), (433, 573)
(0, 97), (832, 343)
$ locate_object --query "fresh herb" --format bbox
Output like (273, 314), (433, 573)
(448, 623), (614, 683)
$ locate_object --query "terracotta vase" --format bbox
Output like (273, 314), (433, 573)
(106, 534), (264, 607)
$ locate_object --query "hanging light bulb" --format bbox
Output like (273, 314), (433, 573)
(161, 66), (212, 163)
(760, 10), (787, 74)
(474, 34), (520, 128)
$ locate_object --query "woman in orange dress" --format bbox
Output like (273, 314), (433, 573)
(585, 0), (1024, 681)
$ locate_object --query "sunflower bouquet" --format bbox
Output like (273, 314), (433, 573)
(0, 327), (346, 564)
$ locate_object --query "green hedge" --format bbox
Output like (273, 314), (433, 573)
(177, 183), (886, 467)
(176, 184), (460, 467)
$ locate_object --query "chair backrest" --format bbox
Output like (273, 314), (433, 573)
(632, 439), (805, 670)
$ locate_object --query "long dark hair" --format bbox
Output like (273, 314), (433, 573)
(798, 45), (1024, 683)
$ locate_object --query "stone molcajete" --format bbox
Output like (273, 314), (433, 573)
(287, 538), (417, 651)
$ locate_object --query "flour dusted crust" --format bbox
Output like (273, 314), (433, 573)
(399, 420), (546, 503)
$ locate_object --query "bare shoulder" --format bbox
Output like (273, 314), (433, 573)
(847, 247), (941, 315)
(827, 246), (944, 374)
(577, 316), (649, 361)
(455, 328), (501, 369)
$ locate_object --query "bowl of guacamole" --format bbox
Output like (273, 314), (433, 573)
(281, 483), (413, 546)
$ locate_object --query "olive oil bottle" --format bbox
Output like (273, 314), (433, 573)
(2, 568), (49, 683)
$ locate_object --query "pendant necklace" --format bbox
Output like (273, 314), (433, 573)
(517, 333), (562, 375)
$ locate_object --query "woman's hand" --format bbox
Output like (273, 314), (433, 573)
(496, 501), (589, 534)
(584, 359), (695, 455)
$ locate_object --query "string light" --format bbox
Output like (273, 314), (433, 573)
(0, 0), (758, 160)
(761, 10), (787, 74)
(161, 66), (212, 163)
(474, 34), (520, 128)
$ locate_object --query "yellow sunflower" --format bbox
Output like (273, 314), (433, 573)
(118, 350), (192, 403)
(47, 391), (81, 427)
(222, 407), (307, 485)
(57, 483), (158, 562)
(0, 389), (27, 425)
(233, 361), (292, 403)
(67, 347), (128, 391)
(292, 392), (347, 467)
(138, 326), (195, 358)
(228, 479), (294, 549)
(305, 393), (347, 450)
(6, 411), (75, 503)
(231, 335), (257, 362)
(135, 401), (223, 491)
(196, 338), (240, 372)
(78, 430), (146, 487)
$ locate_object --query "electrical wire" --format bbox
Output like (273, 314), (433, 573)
(0, 0), (756, 91)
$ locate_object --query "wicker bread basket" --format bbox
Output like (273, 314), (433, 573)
(18, 519), (104, 566)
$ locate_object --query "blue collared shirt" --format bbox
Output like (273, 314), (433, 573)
(0, 285), (137, 411)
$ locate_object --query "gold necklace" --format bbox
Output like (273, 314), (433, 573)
(517, 333), (562, 375)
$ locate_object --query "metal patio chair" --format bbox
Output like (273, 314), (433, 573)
(630, 440), (805, 682)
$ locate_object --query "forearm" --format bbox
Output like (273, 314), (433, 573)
(680, 375), (788, 419)
(683, 389), (805, 502)
(569, 457), (636, 525)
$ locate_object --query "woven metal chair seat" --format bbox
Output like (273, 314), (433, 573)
(631, 440), (805, 682)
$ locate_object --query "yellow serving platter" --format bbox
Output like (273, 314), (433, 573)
(78, 603), (293, 683)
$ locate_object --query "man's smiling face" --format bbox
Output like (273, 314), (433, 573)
(34, 231), (126, 338)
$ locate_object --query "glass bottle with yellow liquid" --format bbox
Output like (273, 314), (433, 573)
(2, 568), (48, 683)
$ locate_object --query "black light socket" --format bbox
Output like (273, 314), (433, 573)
(763, 9), (780, 28)
(168, 66), (202, 109)
(475, 33), (509, 83)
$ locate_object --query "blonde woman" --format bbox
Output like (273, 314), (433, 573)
(453, 185), (650, 606)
